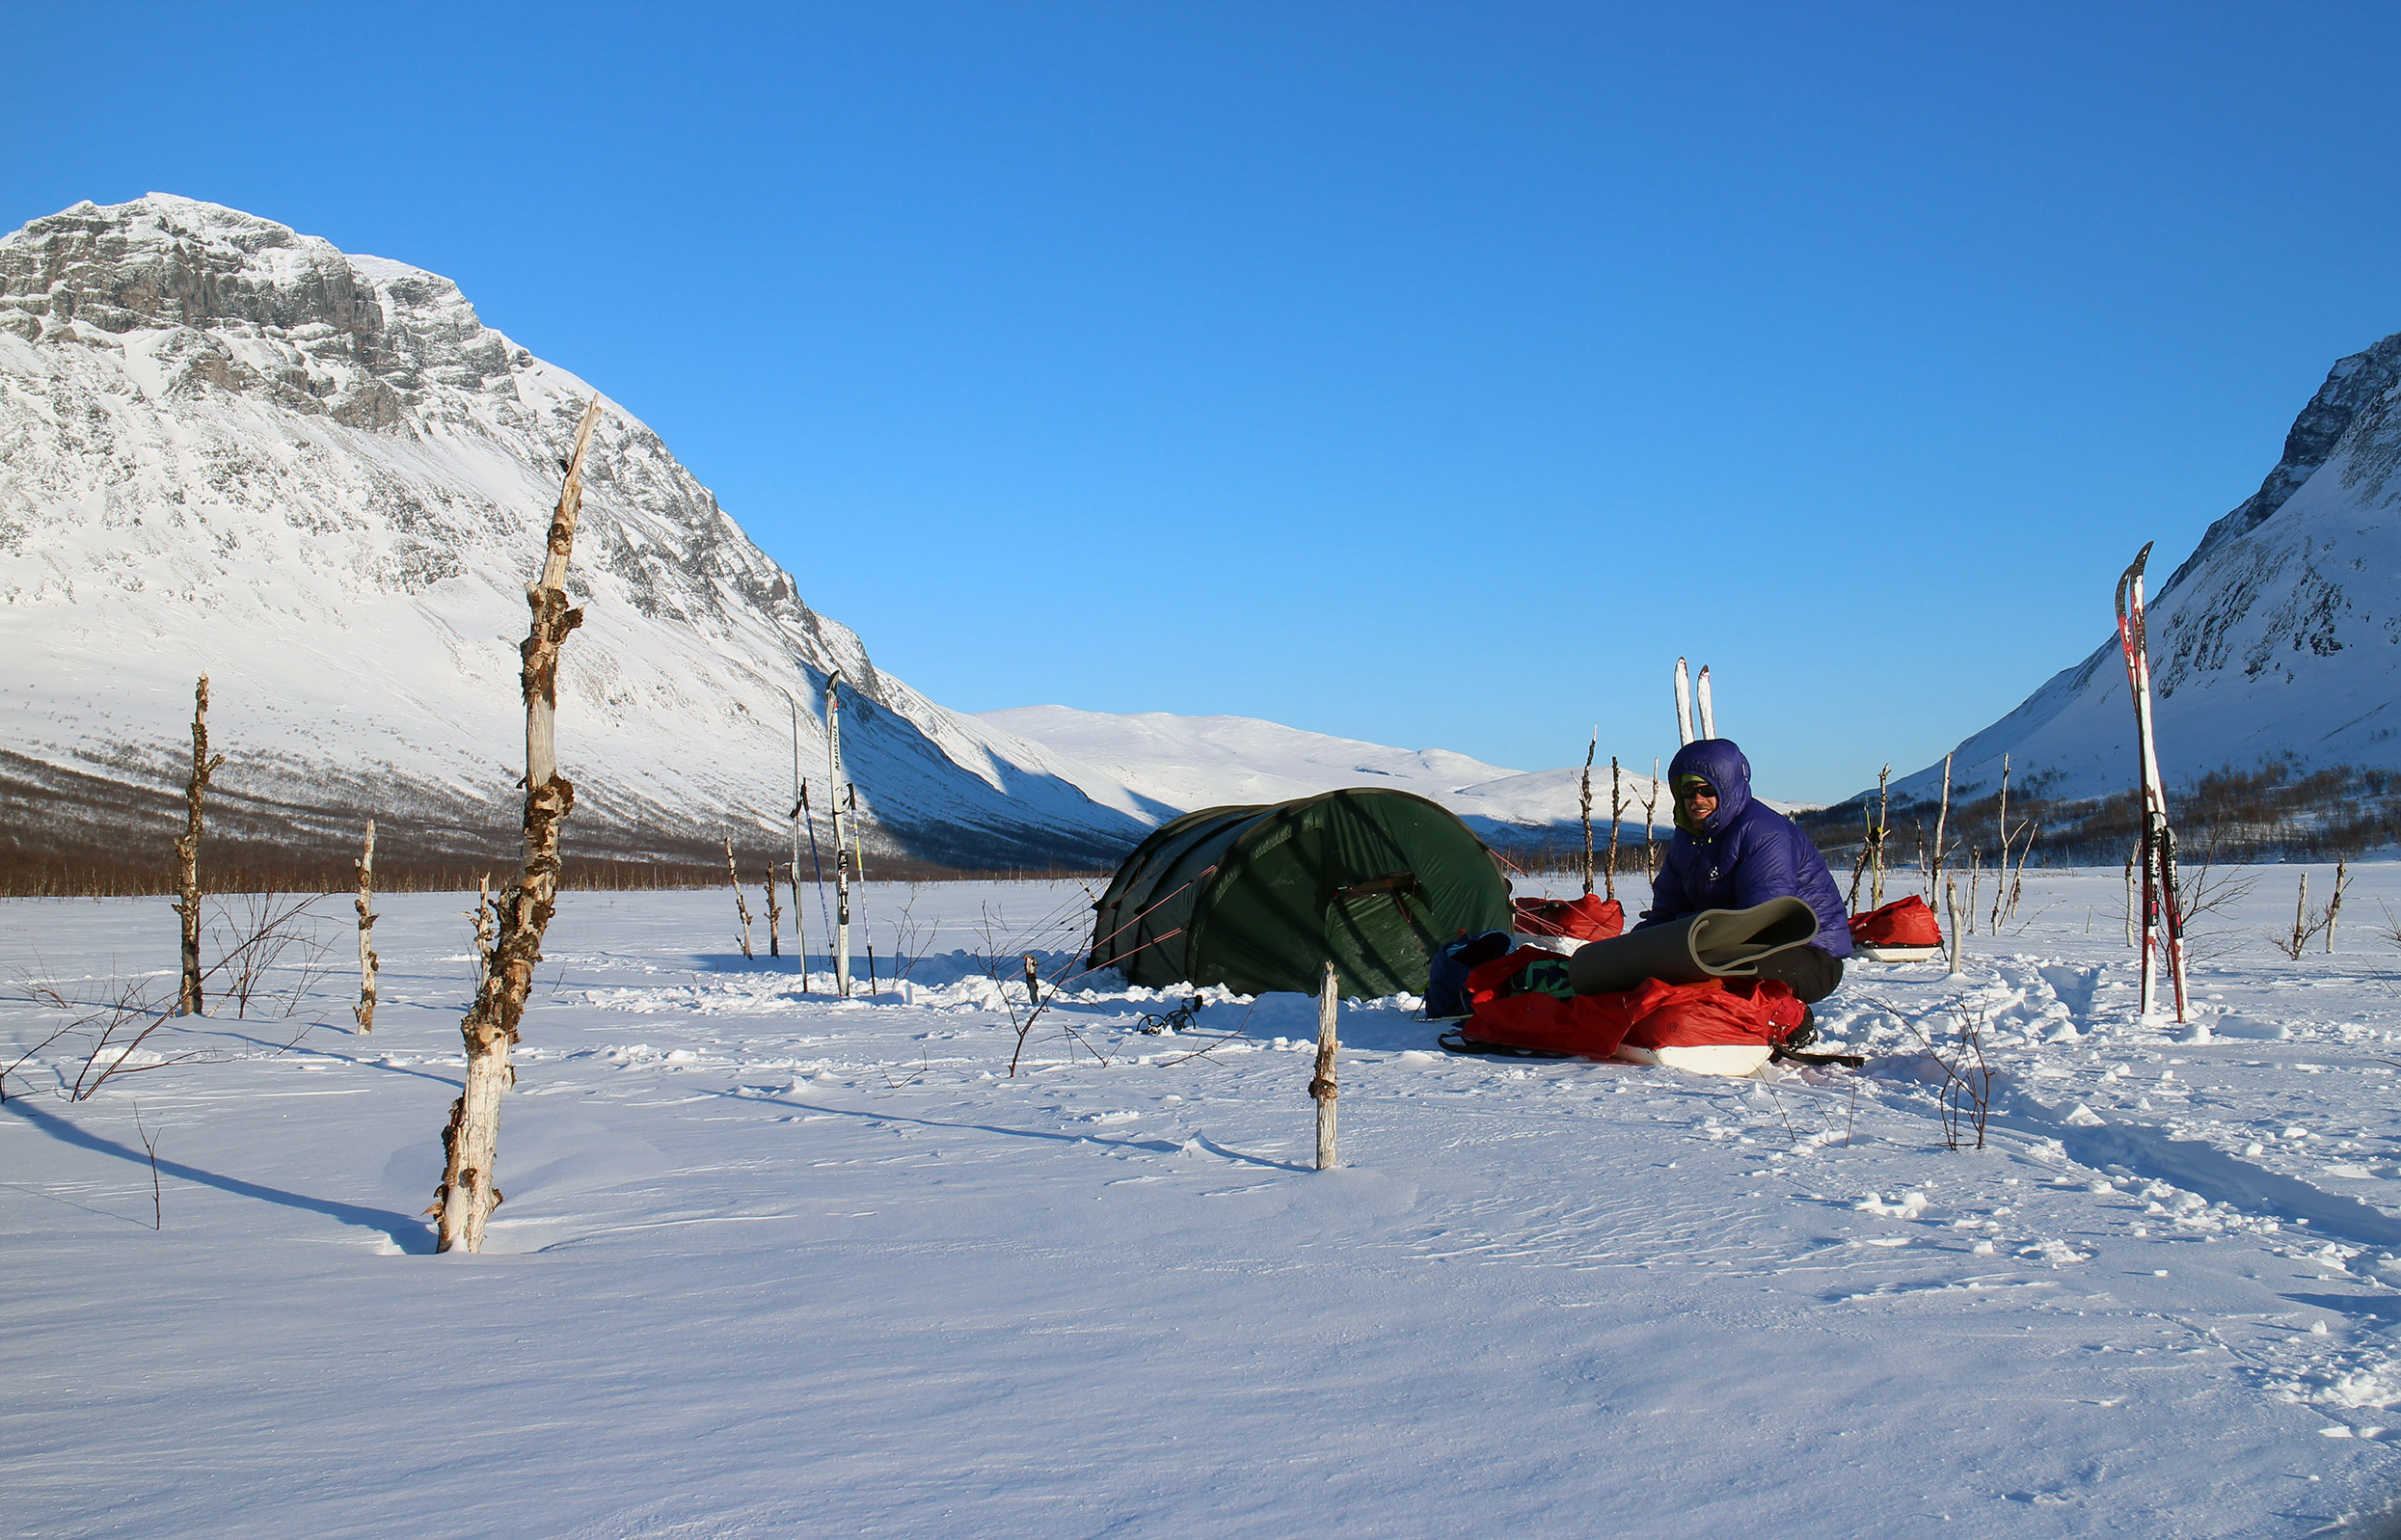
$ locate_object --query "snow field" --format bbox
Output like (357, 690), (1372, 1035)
(7, 869), (2401, 1536)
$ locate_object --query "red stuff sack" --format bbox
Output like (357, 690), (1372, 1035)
(1459, 949), (1803, 1058)
(1460, 944), (1646, 1057)
(1512, 894), (1625, 941)
(1618, 976), (1807, 1050)
(1848, 895), (1943, 948)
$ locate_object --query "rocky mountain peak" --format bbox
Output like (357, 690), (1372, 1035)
(2160, 331), (2401, 598)
(0, 193), (518, 432)
(0, 195), (1148, 875)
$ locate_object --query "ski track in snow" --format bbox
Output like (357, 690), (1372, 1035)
(8, 869), (2401, 1536)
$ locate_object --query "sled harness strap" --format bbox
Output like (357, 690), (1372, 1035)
(1771, 1044), (1866, 1068)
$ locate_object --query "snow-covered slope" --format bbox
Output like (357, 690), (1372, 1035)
(980, 704), (1677, 838)
(1897, 329), (2401, 805)
(0, 195), (1151, 869)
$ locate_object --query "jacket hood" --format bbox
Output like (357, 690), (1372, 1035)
(1667, 739), (1753, 834)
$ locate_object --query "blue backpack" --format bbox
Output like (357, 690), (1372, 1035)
(1424, 930), (1514, 1019)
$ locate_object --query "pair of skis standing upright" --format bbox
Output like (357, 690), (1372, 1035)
(1672, 658), (1714, 745)
(2117, 545), (2189, 1022)
(787, 676), (868, 997)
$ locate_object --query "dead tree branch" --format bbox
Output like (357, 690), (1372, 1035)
(173, 675), (226, 1015)
(724, 834), (755, 960)
(432, 394), (603, 1255)
(353, 821), (379, 1033)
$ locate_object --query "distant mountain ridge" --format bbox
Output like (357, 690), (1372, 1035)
(1890, 328), (2401, 811)
(978, 704), (1708, 843)
(0, 193), (1153, 875)
(0, 193), (1767, 886)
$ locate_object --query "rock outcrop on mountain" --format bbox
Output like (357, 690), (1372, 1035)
(1891, 329), (2401, 810)
(0, 194), (1151, 878)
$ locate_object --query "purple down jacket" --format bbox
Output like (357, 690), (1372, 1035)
(1633, 738), (1853, 959)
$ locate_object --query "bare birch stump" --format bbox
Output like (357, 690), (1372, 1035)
(173, 675), (226, 1016)
(725, 834), (755, 959)
(353, 821), (379, 1033)
(1578, 733), (1595, 897)
(433, 394), (603, 1255)
(762, 862), (783, 959)
(1310, 960), (1339, 1171)
(1868, 764), (1891, 908)
(1605, 755), (1623, 903)
(1943, 876), (1965, 977)
(1929, 752), (1953, 902)
(1642, 758), (1660, 879)
(1988, 754), (2013, 932)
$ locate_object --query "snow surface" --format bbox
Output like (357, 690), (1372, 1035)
(11, 868), (2401, 1535)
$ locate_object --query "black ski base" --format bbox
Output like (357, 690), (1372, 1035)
(1437, 1029), (1574, 1060)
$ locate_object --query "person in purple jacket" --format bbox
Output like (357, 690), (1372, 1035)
(1635, 737), (1851, 1012)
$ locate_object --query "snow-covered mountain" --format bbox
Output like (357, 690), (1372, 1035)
(0, 194), (1154, 872)
(1895, 329), (2401, 808)
(979, 704), (1680, 840)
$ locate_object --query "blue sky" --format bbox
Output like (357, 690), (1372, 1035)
(12, 2), (2401, 801)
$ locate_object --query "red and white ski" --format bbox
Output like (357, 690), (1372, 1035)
(2114, 543), (2188, 1021)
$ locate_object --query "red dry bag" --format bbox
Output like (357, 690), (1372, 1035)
(1512, 893), (1625, 942)
(1848, 895), (1943, 948)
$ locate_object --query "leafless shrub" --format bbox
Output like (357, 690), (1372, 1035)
(2173, 849), (2258, 923)
(971, 901), (1109, 1077)
(132, 1099), (163, 1229)
(2002, 898), (2059, 938)
(0, 1013), (79, 1102)
(885, 882), (939, 984)
(1874, 995), (1993, 1150)
(2166, 847), (2259, 966)
(65, 976), (184, 1099)
(202, 892), (337, 1018)
(7, 971), (223, 1102)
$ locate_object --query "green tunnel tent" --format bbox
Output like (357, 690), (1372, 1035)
(1088, 789), (1514, 997)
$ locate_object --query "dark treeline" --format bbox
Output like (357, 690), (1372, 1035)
(1797, 761), (2401, 875)
(2, 851), (1114, 900)
(2, 750), (1119, 898)
(1486, 828), (1663, 888)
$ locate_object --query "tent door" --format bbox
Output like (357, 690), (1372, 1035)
(1322, 877), (1437, 996)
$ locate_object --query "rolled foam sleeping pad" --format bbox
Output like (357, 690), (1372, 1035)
(1565, 896), (1821, 996)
